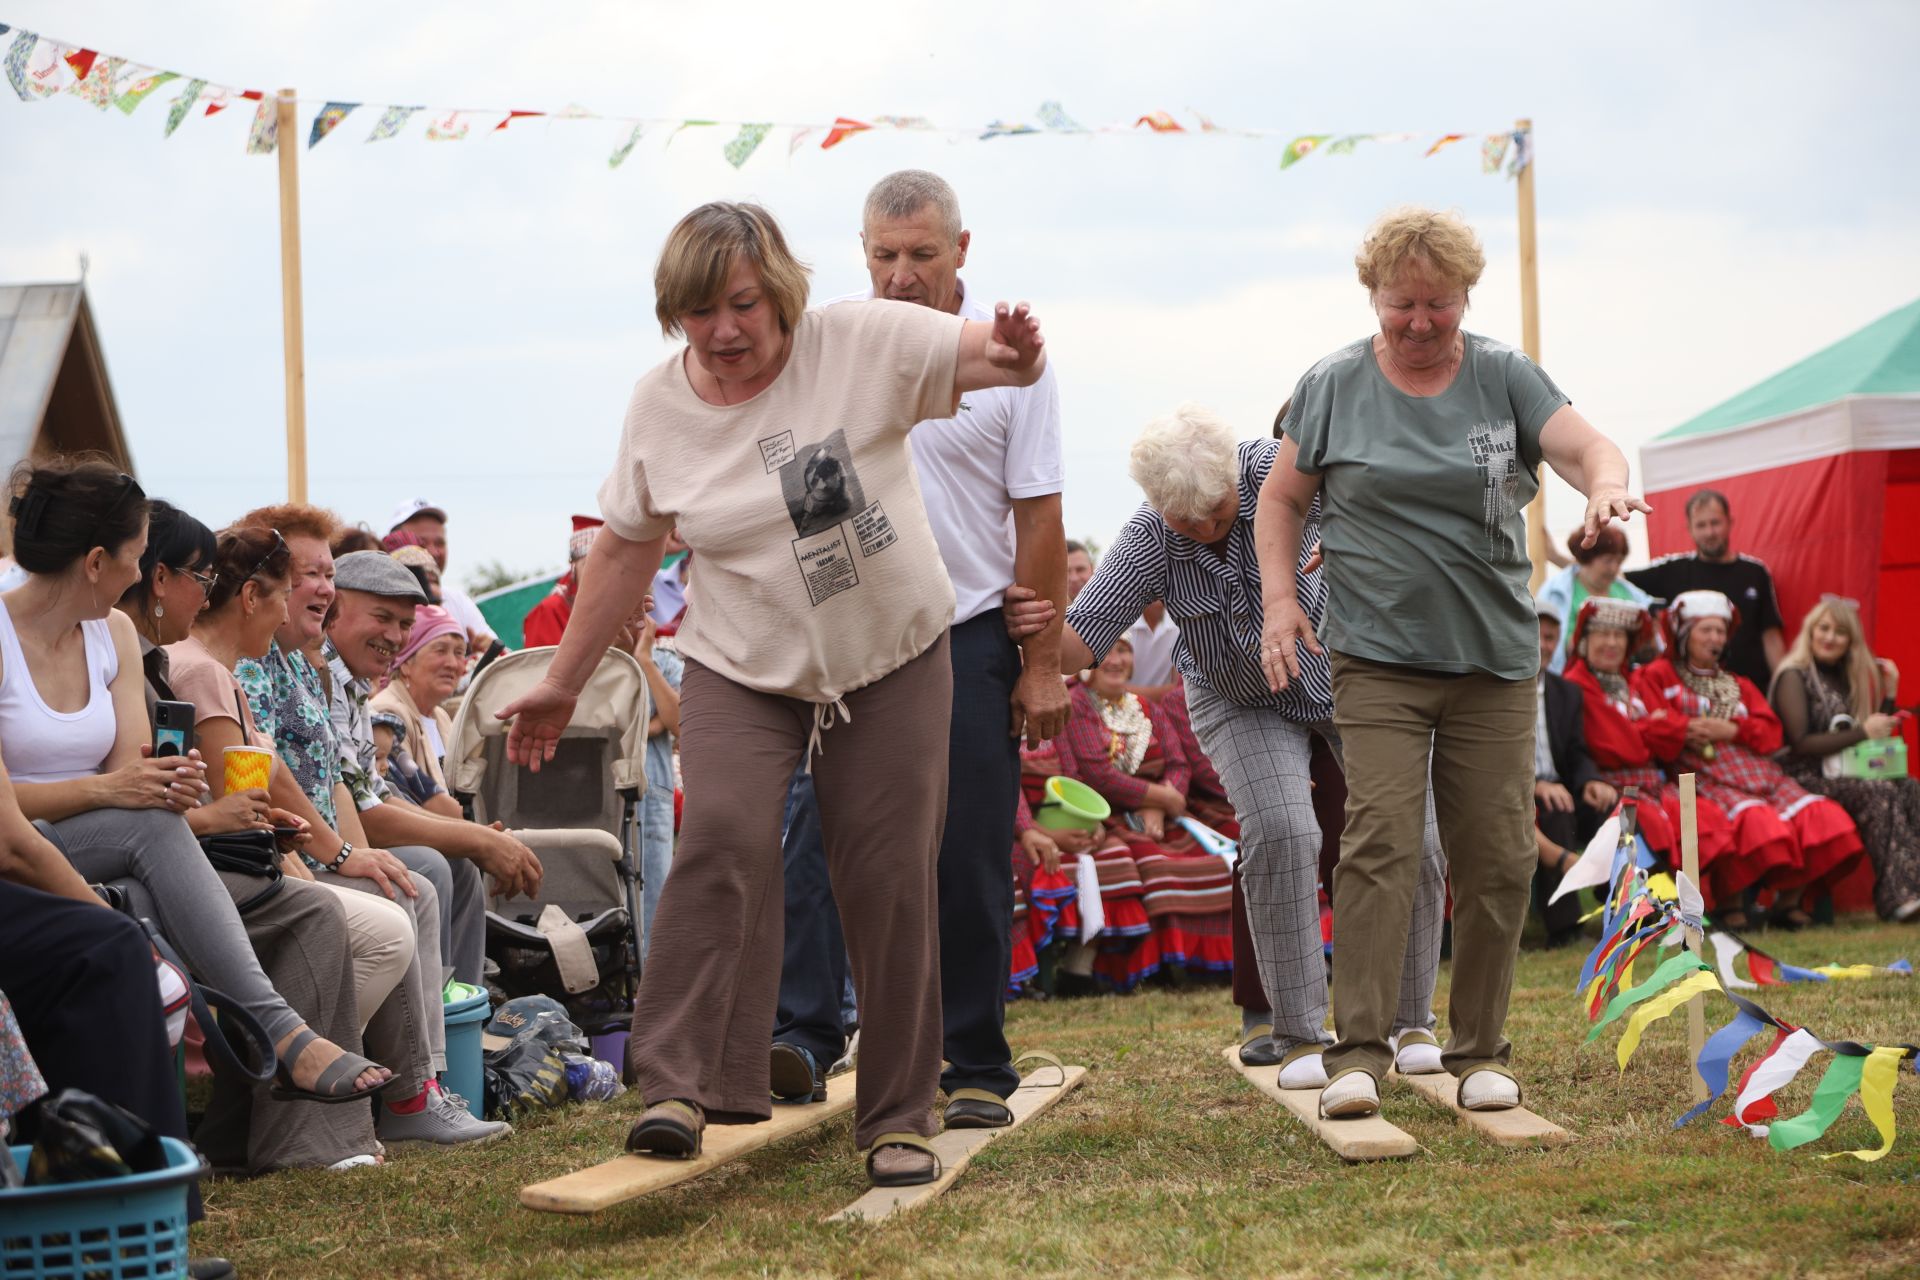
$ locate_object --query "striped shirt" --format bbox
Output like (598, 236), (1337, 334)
(1066, 438), (1333, 720)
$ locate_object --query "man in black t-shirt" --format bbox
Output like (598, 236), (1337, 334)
(1625, 489), (1784, 687)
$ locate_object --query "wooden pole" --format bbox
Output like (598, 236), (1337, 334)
(1516, 117), (1548, 592)
(274, 88), (308, 503)
(1678, 773), (1709, 1102)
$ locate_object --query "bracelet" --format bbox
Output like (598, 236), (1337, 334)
(326, 841), (354, 872)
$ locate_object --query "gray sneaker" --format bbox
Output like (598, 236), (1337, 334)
(378, 1087), (513, 1146)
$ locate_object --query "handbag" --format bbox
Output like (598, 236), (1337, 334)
(197, 830), (283, 913)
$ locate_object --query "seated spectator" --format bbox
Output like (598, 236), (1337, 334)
(226, 511), (509, 1145)
(330, 525), (383, 558)
(1634, 590), (1864, 925)
(0, 743), (217, 1249)
(1771, 596), (1920, 921)
(120, 507), (405, 1172)
(0, 458), (389, 1108)
(523, 517), (603, 648)
(389, 544), (443, 606)
(1012, 731), (1137, 990)
(1157, 682), (1238, 838)
(371, 713), (445, 810)
(386, 499), (495, 650)
(233, 505), (498, 990)
(370, 603), (465, 817)
(1563, 597), (1732, 878)
(1530, 606), (1617, 947)
(1064, 640), (1234, 980)
(1536, 524), (1653, 674)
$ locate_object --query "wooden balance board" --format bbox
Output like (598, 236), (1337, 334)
(1387, 1070), (1569, 1148)
(1220, 1047), (1417, 1162)
(520, 1071), (857, 1215)
(826, 1064), (1087, 1224)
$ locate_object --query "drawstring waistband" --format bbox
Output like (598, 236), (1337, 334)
(803, 697), (852, 774)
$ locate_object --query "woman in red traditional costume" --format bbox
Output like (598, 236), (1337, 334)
(1061, 640), (1234, 986)
(1561, 597), (1731, 877)
(1632, 590), (1863, 926)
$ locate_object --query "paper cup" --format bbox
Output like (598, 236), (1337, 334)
(222, 745), (273, 795)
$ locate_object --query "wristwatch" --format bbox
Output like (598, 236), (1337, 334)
(326, 841), (355, 872)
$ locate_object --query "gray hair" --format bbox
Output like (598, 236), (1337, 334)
(1129, 405), (1239, 522)
(863, 170), (962, 242)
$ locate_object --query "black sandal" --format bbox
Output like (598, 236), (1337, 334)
(269, 1028), (395, 1104)
(943, 1088), (1013, 1129)
(627, 1099), (704, 1158)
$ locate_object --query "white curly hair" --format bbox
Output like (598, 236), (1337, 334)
(1128, 405), (1239, 521)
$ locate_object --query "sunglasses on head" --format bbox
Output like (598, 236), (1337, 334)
(239, 529), (287, 585)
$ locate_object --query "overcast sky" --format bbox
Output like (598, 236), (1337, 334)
(4, 1), (1917, 590)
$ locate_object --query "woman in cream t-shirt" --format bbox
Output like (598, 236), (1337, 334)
(500, 202), (1047, 1189)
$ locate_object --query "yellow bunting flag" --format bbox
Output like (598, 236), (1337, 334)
(1821, 1046), (1906, 1162)
(1617, 970), (1721, 1070)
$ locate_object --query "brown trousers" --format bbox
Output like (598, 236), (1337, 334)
(628, 635), (951, 1149)
(1325, 652), (1536, 1082)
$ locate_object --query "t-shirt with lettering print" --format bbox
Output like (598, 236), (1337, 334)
(597, 299), (965, 703)
(1282, 332), (1569, 680)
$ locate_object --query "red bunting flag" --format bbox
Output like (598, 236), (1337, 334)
(495, 109), (542, 131)
(1745, 949), (1782, 986)
(63, 48), (95, 80)
(1425, 132), (1466, 158)
(1136, 110), (1184, 132)
(240, 89), (263, 101)
(820, 117), (870, 149)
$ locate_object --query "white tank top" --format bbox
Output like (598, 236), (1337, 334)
(0, 597), (121, 784)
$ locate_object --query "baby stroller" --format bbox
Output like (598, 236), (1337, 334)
(446, 645), (652, 1035)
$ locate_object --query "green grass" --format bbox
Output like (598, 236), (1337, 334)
(196, 919), (1920, 1278)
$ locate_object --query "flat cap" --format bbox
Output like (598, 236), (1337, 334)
(335, 550), (430, 603)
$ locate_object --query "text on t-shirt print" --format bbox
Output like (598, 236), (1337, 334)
(1466, 418), (1522, 555)
(776, 428), (899, 607)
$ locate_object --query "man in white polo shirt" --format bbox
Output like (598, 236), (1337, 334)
(767, 171), (1068, 1126)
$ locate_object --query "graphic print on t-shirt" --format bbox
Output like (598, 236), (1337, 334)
(778, 429), (867, 539)
(758, 430), (797, 473)
(1467, 418), (1521, 554)
(792, 524), (860, 606)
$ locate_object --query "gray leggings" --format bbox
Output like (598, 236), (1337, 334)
(52, 807), (306, 1045)
(1184, 685), (1446, 1053)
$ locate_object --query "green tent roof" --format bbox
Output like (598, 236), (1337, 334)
(1655, 296), (1920, 441)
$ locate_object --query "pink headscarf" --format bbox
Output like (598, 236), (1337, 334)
(393, 604), (464, 673)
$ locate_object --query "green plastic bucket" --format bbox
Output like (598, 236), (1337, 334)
(442, 986), (491, 1119)
(1034, 775), (1110, 832)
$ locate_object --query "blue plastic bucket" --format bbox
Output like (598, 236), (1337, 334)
(442, 988), (492, 1119)
(2, 1137), (205, 1280)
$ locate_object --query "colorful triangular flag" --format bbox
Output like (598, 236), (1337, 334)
(163, 79), (205, 136)
(980, 120), (1038, 140)
(1323, 134), (1372, 156)
(308, 102), (357, 148)
(245, 95), (278, 154)
(69, 54), (123, 110)
(821, 117), (870, 149)
(1768, 1052), (1867, 1152)
(494, 110), (542, 132)
(1481, 131), (1512, 174)
(365, 105), (421, 142)
(722, 122), (772, 168)
(425, 111), (471, 142)
(608, 123), (645, 168)
(1135, 110), (1184, 132)
(112, 68), (176, 115)
(1425, 133), (1467, 158)
(1279, 135), (1329, 170)
(1036, 101), (1086, 132)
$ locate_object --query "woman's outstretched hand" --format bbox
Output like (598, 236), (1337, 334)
(498, 678), (580, 772)
(1580, 486), (1653, 547)
(986, 302), (1045, 373)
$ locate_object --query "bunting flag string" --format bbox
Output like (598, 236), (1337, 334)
(0, 19), (1531, 174)
(1572, 794), (1916, 1156)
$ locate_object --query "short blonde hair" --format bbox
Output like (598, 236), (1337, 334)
(653, 202), (811, 338)
(1355, 206), (1485, 296)
(1129, 405), (1239, 522)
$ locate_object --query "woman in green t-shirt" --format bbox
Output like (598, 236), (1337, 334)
(1255, 206), (1649, 1124)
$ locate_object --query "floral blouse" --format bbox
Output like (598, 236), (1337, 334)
(237, 641), (343, 827)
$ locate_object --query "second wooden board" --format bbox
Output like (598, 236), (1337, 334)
(1388, 1070), (1569, 1148)
(520, 1071), (858, 1214)
(1220, 1047), (1417, 1162)
(827, 1065), (1088, 1224)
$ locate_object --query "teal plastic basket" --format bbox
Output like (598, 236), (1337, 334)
(442, 988), (492, 1120)
(2, 1136), (205, 1280)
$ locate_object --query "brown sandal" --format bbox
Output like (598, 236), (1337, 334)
(866, 1132), (941, 1187)
(626, 1099), (704, 1158)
